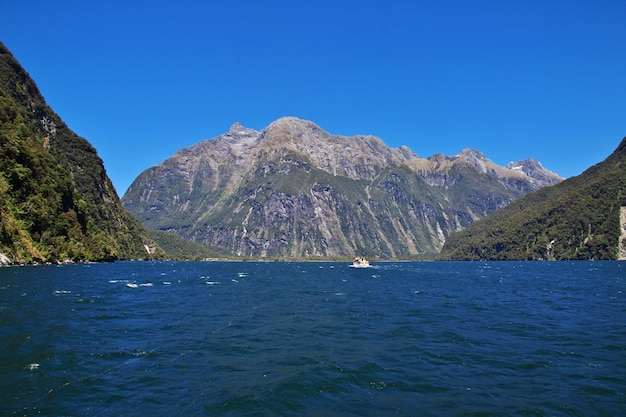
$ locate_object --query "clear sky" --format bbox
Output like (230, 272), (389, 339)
(1, 0), (625, 195)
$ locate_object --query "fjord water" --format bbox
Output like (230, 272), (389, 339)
(1, 261), (624, 416)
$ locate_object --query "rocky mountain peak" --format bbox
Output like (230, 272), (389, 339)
(122, 117), (564, 259)
(261, 116), (327, 145)
(441, 136), (626, 260)
(506, 158), (562, 186)
(507, 158), (543, 172)
(457, 148), (487, 159)
(393, 145), (419, 162)
(456, 148), (490, 173)
(226, 122), (257, 137)
(252, 116), (402, 180)
(266, 116), (317, 130)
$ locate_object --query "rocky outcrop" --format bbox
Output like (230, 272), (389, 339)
(123, 117), (562, 258)
(506, 158), (562, 187)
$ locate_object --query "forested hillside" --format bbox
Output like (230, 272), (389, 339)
(0, 42), (163, 264)
(440, 137), (626, 260)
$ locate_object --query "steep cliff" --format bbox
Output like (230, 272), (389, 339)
(440, 137), (626, 260)
(0, 42), (163, 264)
(123, 117), (561, 258)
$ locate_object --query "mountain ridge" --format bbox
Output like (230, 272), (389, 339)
(439, 136), (626, 260)
(122, 117), (562, 258)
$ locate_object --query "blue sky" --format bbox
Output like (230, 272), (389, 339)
(2, 0), (625, 195)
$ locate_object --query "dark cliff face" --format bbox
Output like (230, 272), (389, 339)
(123, 117), (562, 259)
(0, 42), (162, 263)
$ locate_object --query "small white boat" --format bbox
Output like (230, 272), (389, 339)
(350, 257), (371, 268)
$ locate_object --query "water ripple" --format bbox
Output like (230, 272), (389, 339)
(0, 261), (624, 416)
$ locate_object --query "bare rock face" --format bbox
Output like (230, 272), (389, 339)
(122, 117), (563, 258)
(0, 252), (11, 265)
(506, 158), (563, 187)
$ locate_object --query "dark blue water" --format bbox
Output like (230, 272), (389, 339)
(1, 261), (624, 416)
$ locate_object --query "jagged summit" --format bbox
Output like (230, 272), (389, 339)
(456, 148), (490, 173)
(508, 158), (539, 169)
(226, 121), (257, 137)
(457, 148), (488, 160)
(266, 116), (318, 130)
(123, 117), (563, 258)
(506, 158), (562, 186)
(441, 136), (626, 260)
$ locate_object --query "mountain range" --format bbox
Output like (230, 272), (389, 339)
(122, 117), (562, 259)
(440, 137), (626, 260)
(0, 42), (162, 264)
(9, 40), (604, 263)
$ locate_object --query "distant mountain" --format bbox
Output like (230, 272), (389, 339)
(122, 116), (561, 259)
(440, 137), (626, 260)
(0, 42), (163, 264)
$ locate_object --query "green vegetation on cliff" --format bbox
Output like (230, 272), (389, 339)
(440, 137), (626, 260)
(0, 42), (163, 263)
(149, 230), (223, 260)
